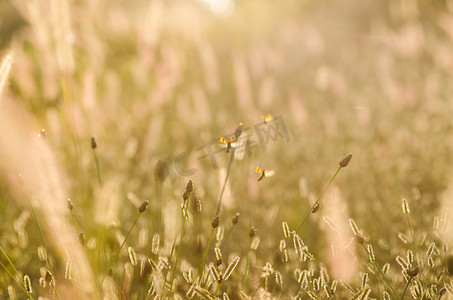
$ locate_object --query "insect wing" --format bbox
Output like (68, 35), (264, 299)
(264, 170), (275, 177)
(234, 134), (247, 161)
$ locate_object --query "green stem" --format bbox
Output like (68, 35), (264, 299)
(251, 278), (265, 298)
(168, 198), (189, 298)
(400, 277), (412, 300)
(242, 238), (253, 290)
(295, 167), (342, 234)
(213, 281), (221, 297)
(93, 149), (102, 186)
(362, 244), (398, 299)
(0, 259), (30, 297)
(0, 246), (34, 299)
(215, 151), (234, 216)
(156, 183), (163, 237)
(101, 212), (141, 285)
(160, 237), (177, 300)
(200, 227), (215, 284)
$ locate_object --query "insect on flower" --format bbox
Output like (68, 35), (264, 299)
(218, 136), (238, 153)
(261, 114), (273, 124)
(255, 167), (275, 181)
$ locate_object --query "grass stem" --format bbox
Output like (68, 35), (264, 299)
(200, 227), (215, 284)
(168, 197), (189, 298)
(242, 238), (253, 291)
(400, 277), (412, 300)
(0, 246), (35, 299)
(101, 211), (141, 285)
(93, 148), (102, 186)
(361, 244), (398, 299)
(295, 166), (342, 234)
(215, 151), (234, 216)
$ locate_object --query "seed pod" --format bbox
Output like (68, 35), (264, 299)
(232, 213), (240, 225)
(91, 137), (97, 149)
(355, 235), (364, 245)
(24, 275), (32, 293)
(191, 192), (202, 213)
(128, 247), (137, 266)
(349, 219), (360, 235)
(139, 200), (149, 213)
(223, 257), (240, 280)
(45, 271), (52, 283)
(65, 259), (72, 280)
(209, 264), (221, 283)
(367, 244), (375, 262)
(186, 180), (194, 193)
(407, 266), (419, 277)
(154, 159), (168, 182)
(402, 198), (410, 214)
(214, 247), (222, 261)
(249, 226), (256, 238)
(311, 203), (320, 213)
(212, 215), (220, 228)
(382, 263), (390, 274)
(282, 222), (290, 238)
(339, 153), (352, 168)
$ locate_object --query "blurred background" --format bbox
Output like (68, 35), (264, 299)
(2, 0), (453, 297)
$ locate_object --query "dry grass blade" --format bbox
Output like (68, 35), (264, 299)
(0, 54), (13, 97)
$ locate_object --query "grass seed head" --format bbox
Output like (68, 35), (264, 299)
(128, 247), (137, 266)
(223, 256), (240, 280)
(402, 198), (410, 214)
(209, 263), (221, 283)
(349, 219), (360, 235)
(91, 137), (97, 149)
(24, 275), (32, 294)
(212, 215), (220, 228)
(339, 153), (352, 167)
(45, 271), (52, 283)
(138, 200), (149, 213)
(311, 203), (320, 213)
(191, 192), (202, 213)
(249, 226), (256, 238)
(282, 222), (290, 238)
(232, 213), (240, 225)
(186, 180), (194, 193)
(407, 266), (419, 277)
(154, 159), (168, 182)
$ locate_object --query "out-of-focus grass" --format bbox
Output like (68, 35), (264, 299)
(1, 0), (453, 298)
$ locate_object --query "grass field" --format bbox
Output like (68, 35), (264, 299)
(1, 0), (453, 299)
